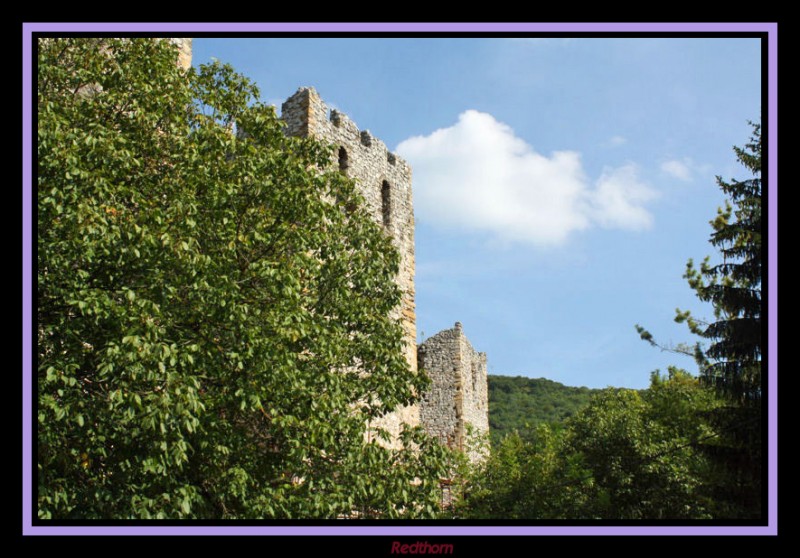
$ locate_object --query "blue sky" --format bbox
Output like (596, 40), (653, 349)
(192, 37), (761, 390)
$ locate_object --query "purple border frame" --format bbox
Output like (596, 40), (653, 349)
(22, 22), (777, 536)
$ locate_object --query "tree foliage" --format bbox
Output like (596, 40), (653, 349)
(37, 38), (452, 519)
(636, 122), (763, 518)
(679, 122), (762, 405)
(459, 370), (724, 519)
(637, 122), (762, 405)
(487, 375), (597, 444)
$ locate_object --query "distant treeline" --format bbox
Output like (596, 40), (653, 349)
(487, 375), (600, 442)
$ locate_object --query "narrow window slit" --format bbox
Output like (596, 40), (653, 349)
(381, 180), (391, 228)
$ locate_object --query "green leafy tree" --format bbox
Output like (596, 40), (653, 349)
(636, 122), (762, 518)
(566, 369), (722, 519)
(681, 124), (763, 518)
(37, 38), (452, 519)
(459, 370), (723, 519)
(637, 122), (761, 402)
(487, 375), (597, 444)
(456, 424), (592, 519)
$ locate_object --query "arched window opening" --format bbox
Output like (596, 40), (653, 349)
(381, 180), (391, 228)
(338, 147), (349, 173)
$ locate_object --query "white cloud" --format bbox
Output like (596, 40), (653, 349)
(589, 165), (657, 230)
(396, 110), (657, 247)
(660, 159), (692, 181)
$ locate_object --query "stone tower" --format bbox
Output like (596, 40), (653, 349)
(418, 322), (490, 462)
(281, 88), (420, 445)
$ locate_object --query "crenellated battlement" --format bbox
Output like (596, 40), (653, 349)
(282, 87), (411, 176)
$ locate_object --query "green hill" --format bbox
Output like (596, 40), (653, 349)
(487, 375), (599, 443)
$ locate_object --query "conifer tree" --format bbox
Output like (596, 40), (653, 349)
(675, 121), (763, 518)
(676, 121), (762, 406)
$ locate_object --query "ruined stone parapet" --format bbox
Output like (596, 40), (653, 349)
(418, 322), (490, 462)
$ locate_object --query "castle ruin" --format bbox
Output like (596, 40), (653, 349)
(173, 41), (489, 458)
(281, 87), (489, 458)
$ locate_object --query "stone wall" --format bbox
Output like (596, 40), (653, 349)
(281, 88), (420, 445)
(280, 89), (489, 458)
(418, 322), (489, 462)
(168, 38), (192, 71)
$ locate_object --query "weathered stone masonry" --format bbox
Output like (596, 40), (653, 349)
(168, 38), (193, 71)
(89, 38), (489, 461)
(279, 87), (489, 459)
(418, 323), (490, 461)
(282, 87), (419, 444)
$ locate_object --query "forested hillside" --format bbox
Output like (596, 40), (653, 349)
(487, 375), (598, 442)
